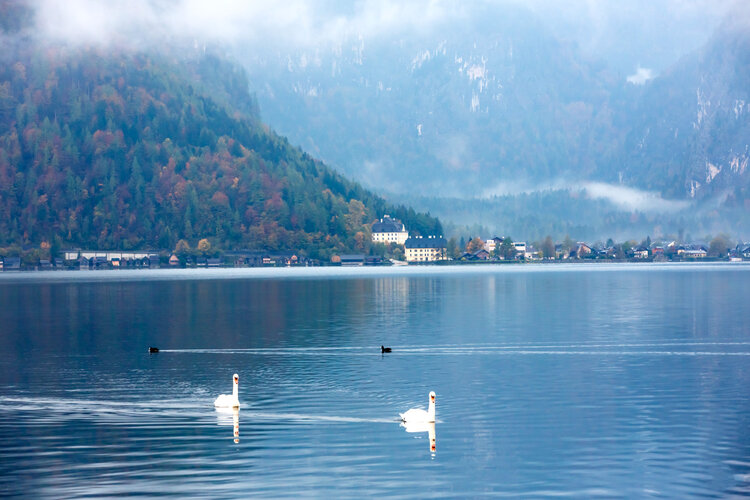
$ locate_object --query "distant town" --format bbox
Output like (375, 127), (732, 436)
(1, 215), (748, 271)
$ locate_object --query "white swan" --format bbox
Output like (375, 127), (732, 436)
(214, 373), (240, 408)
(399, 391), (435, 423)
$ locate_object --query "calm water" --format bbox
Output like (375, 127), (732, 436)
(0, 264), (749, 498)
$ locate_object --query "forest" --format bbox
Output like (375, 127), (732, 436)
(0, 27), (441, 261)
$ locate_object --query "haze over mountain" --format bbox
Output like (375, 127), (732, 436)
(11, 0), (750, 241)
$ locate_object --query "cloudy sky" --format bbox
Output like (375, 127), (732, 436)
(29, 0), (740, 74)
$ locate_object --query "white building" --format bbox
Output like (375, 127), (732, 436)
(371, 215), (409, 245)
(484, 237), (504, 254)
(404, 236), (447, 262)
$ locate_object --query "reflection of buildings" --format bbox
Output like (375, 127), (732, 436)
(373, 278), (410, 320)
(401, 421), (436, 454)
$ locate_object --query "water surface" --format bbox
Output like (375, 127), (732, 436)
(1, 264), (749, 497)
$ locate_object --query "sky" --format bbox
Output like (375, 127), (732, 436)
(29, 0), (740, 75)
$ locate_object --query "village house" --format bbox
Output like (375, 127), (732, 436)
(339, 254), (365, 266)
(405, 236), (447, 262)
(677, 244), (708, 258)
(65, 250), (160, 267)
(633, 246), (649, 259)
(513, 242), (526, 259)
(484, 237), (504, 254)
(2, 257), (20, 271)
(371, 215), (409, 245)
(570, 243), (593, 259)
(460, 249), (491, 261)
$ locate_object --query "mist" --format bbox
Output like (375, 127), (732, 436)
(28, 0), (739, 72)
(16, 0), (750, 242)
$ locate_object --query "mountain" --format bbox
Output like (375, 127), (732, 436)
(242, 4), (620, 197)
(237, 4), (750, 238)
(0, 30), (441, 258)
(617, 16), (750, 204)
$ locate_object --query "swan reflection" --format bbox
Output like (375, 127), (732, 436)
(400, 420), (436, 454)
(216, 406), (240, 443)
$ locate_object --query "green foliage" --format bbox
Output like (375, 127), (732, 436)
(0, 43), (440, 255)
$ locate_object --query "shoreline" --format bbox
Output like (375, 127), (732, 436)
(0, 261), (747, 284)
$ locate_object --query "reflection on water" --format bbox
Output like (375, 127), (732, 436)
(216, 407), (240, 443)
(0, 265), (749, 497)
(401, 421), (437, 455)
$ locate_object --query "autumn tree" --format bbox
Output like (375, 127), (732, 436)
(466, 237), (485, 253)
(197, 238), (211, 255)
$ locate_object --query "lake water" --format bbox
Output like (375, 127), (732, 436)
(0, 264), (749, 498)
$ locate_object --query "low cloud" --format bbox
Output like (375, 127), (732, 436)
(481, 179), (690, 213)
(626, 66), (654, 84)
(581, 182), (689, 212)
(29, 0), (460, 49)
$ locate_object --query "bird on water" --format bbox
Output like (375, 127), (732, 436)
(214, 373), (240, 409)
(400, 391), (436, 423)
(148, 347), (159, 353)
(381, 345), (392, 353)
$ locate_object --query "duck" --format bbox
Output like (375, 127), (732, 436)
(214, 373), (240, 409)
(148, 346), (159, 353)
(399, 391), (435, 423)
(381, 345), (392, 353)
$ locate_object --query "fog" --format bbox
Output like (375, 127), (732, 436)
(18, 0), (749, 239)
(30, 0), (740, 73)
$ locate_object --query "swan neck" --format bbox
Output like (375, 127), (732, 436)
(428, 400), (435, 420)
(233, 382), (238, 398)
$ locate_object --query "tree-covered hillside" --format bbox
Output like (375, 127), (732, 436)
(0, 36), (441, 258)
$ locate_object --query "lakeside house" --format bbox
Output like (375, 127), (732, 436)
(371, 216), (409, 245)
(484, 237), (504, 254)
(2, 257), (21, 271)
(677, 244), (708, 258)
(65, 250), (159, 267)
(339, 254), (365, 266)
(570, 243), (593, 259)
(634, 246), (649, 259)
(513, 241), (526, 258)
(405, 236), (447, 262)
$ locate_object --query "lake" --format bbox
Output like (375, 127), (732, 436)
(0, 264), (749, 498)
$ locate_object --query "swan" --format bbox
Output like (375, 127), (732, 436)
(381, 345), (392, 353)
(399, 391), (435, 423)
(214, 373), (240, 408)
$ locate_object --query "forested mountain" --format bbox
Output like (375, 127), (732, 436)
(0, 20), (441, 257)
(243, 5), (620, 196)
(617, 16), (750, 204)
(238, 3), (750, 237)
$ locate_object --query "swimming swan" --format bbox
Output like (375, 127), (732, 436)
(214, 373), (240, 408)
(399, 391), (435, 423)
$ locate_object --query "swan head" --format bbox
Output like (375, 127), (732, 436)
(233, 374), (239, 385)
(429, 391), (436, 403)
